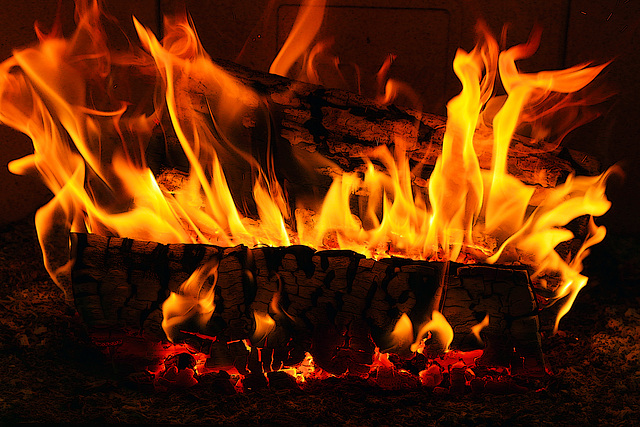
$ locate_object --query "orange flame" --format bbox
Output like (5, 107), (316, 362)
(0, 2), (614, 340)
(471, 314), (490, 344)
(412, 311), (454, 353)
(387, 312), (414, 354)
(162, 258), (218, 342)
(269, 0), (326, 78)
(250, 311), (276, 346)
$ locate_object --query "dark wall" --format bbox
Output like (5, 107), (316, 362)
(1, 0), (638, 233)
(564, 0), (640, 233)
(171, 0), (573, 113)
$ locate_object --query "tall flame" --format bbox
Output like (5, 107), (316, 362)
(0, 1), (614, 335)
(269, 0), (327, 78)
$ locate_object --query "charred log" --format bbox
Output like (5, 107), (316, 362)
(146, 57), (599, 204)
(71, 232), (544, 374)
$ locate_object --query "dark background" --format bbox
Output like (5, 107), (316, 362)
(1, 0), (639, 234)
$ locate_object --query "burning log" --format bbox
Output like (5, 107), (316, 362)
(147, 56), (599, 202)
(71, 232), (545, 375)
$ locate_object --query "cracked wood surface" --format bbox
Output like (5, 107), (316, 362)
(71, 232), (544, 374)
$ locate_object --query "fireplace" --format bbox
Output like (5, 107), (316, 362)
(1, 0), (640, 424)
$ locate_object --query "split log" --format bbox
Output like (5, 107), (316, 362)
(71, 232), (544, 375)
(146, 56), (599, 204)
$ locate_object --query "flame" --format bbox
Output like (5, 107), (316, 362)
(471, 314), (490, 344)
(0, 2), (615, 341)
(412, 311), (454, 353)
(269, 0), (326, 78)
(387, 313), (414, 354)
(162, 258), (218, 342)
(251, 311), (276, 346)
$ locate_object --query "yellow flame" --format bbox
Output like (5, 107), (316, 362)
(387, 313), (414, 353)
(425, 42), (489, 261)
(162, 258), (218, 342)
(471, 314), (490, 344)
(412, 311), (454, 353)
(251, 311), (276, 346)
(254, 181), (291, 247)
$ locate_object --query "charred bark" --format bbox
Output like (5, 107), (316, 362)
(146, 57), (598, 206)
(71, 232), (544, 374)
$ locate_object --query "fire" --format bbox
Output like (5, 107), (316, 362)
(471, 314), (490, 344)
(412, 310), (454, 353)
(251, 312), (276, 347)
(0, 0), (615, 361)
(385, 312), (414, 356)
(161, 257), (218, 342)
(269, 0), (326, 78)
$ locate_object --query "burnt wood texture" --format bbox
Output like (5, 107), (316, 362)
(71, 232), (544, 374)
(147, 57), (598, 205)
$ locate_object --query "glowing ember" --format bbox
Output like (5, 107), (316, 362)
(0, 0), (617, 380)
